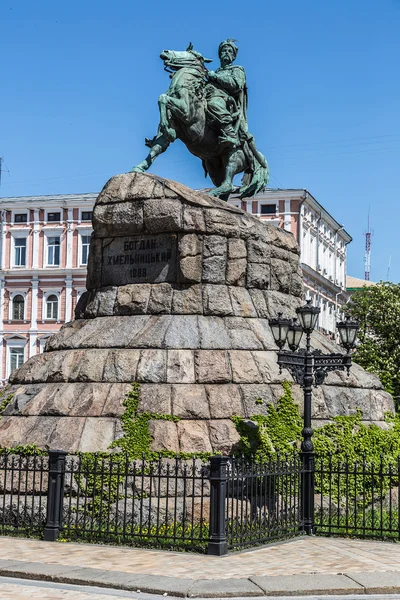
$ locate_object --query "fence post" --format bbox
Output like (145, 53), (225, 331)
(207, 456), (229, 556)
(44, 450), (67, 541)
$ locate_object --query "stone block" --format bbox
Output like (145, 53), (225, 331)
(202, 256), (227, 284)
(204, 208), (240, 236)
(148, 283), (173, 314)
(248, 289), (269, 318)
(203, 284), (233, 316)
(86, 238), (102, 290)
(78, 417), (117, 452)
(206, 384), (244, 418)
(208, 420), (241, 454)
(194, 350), (231, 383)
(93, 200), (144, 237)
(226, 258), (246, 286)
(189, 578), (262, 598)
(247, 262), (270, 289)
(183, 206), (206, 232)
(197, 316), (232, 349)
(179, 233), (202, 257)
(203, 235), (226, 258)
(251, 350), (289, 383)
(102, 349), (141, 382)
(225, 317), (264, 350)
(247, 237), (270, 263)
(130, 315), (172, 348)
(229, 287), (257, 317)
(164, 315), (201, 348)
(270, 257), (292, 293)
(179, 255), (202, 283)
(229, 350), (263, 383)
(177, 420), (212, 453)
(138, 384), (172, 414)
(250, 573), (363, 595)
(68, 350), (109, 382)
(240, 384), (276, 416)
(228, 237), (247, 259)
(48, 416), (86, 452)
(248, 318), (276, 349)
(101, 383), (131, 416)
(172, 385), (210, 418)
(290, 272), (304, 297)
(143, 198), (182, 232)
(114, 284), (151, 315)
(172, 284), (203, 314)
(136, 350), (166, 383)
(266, 290), (301, 320)
(167, 350), (195, 383)
(148, 420), (179, 453)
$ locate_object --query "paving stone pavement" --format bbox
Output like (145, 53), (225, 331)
(1, 536), (400, 597)
(1, 536), (400, 579)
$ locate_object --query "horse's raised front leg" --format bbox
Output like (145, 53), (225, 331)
(131, 133), (170, 173)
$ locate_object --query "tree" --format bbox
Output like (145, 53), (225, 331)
(346, 282), (400, 398)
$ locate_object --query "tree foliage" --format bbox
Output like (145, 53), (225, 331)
(346, 282), (400, 398)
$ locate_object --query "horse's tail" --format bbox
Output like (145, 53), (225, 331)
(239, 153), (269, 199)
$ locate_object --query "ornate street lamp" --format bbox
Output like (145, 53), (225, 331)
(269, 301), (359, 535)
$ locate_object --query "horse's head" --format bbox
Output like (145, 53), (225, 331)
(160, 42), (212, 72)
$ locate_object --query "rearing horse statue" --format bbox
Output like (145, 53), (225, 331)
(131, 42), (269, 200)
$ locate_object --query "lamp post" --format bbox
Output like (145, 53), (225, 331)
(269, 301), (359, 535)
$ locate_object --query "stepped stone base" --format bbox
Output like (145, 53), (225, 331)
(0, 173), (394, 453)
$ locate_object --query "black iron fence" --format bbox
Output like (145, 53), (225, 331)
(0, 450), (303, 553)
(1, 450), (400, 552)
(315, 454), (400, 541)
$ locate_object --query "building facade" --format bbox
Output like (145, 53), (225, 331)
(0, 193), (96, 385)
(228, 189), (352, 336)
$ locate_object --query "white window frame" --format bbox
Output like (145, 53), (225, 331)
(258, 202), (278, 217)
(11, 210), (29, 225)
(78, 229), (92, 266)
(6, 338), (27, 379)
(10, 230), (29, 268)
(46, 210), (62, 224)
(80, 208), (93, 223)
(9, 291), (27, 321)
(44, 231), (62, 267)
(42, 290), (61, 322)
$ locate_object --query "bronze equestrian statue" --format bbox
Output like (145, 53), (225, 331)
(132, 40), (269, 200)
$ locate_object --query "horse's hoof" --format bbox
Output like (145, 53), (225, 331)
(130, 166), (145, 173)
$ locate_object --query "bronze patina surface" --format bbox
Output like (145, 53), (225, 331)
(132, 40), (269, 200)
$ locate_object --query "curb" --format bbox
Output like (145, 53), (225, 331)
(0, 559), (400, 597)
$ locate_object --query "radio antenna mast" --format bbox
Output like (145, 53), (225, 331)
(364, 208), (373, 281)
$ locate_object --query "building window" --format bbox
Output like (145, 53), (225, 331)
(81, 235), (91, 265)
(47, 236), (60, 266)
(47, 212), (61, 222)
(12, 295), (25, 320)
(46, 294), (59, 320)
(81, 211), (93, 221)
(260, 204), (276, 215)
(15, 213), (28, 223)
(14, 238), (27, 266)
(10, 347), (24, 374)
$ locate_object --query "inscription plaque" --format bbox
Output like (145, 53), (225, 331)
(101, 234), (177, 286)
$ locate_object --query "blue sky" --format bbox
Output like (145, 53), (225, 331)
(1, 0), (399, 282)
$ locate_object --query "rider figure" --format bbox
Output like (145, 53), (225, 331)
(206, 39), (246, 149)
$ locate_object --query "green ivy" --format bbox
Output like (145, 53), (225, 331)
(0, 387), (14, 418)
(109, 382), (213, 460)
(232, 381), (302, 459)
(232, 381), (400, 505)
